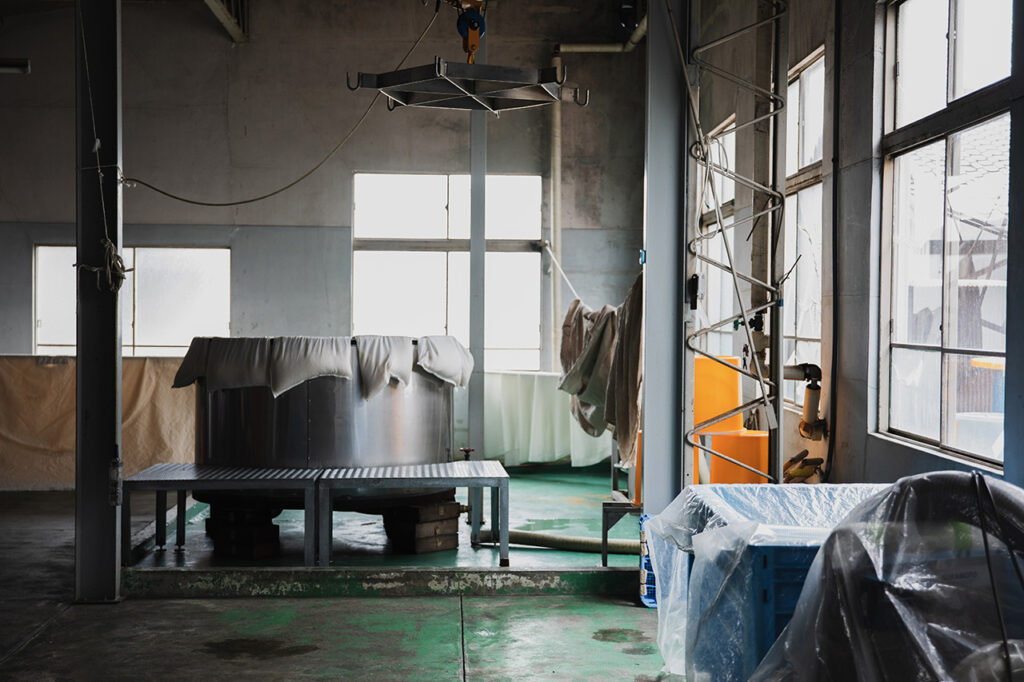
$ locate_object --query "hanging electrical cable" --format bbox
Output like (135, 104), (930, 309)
(117, 5), (440, 208)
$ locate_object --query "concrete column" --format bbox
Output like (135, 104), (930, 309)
(468, 37), (486, 539)
(75, 0), (123, 602)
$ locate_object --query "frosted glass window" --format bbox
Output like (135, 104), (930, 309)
(698, 215), (736, 357)
(352, 251), (448, 337)
(895, 0), (949, 127)
(895, 0), (1014, 128)
(134, 248), (230, 347)
(889, 348), (941, 441)
(946, 354), (1004, 462)
(353, 174), (448, 239)
(951, 0), (1012, 99)
(795, 184), (822, 338)
(786, 81), (800, 177)
(447, 252), (541, 369)
(448, 175), (543, 239)
(353, 173), (543, 371)
(35, 246), (227, 356)
(35, 246), (78, 348)
(798, 59), (824, 169)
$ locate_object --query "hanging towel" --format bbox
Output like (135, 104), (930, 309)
(270, 336), (353, 396)
(204, 337), (273, 391)
(416, 336), (474, 387)
(355, 335), (414, 398)
(558, 300), (619, 436)
(605, 273), (644, 466)
(172, 337), (211, 388)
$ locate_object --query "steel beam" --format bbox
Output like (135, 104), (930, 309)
(202, 0), (247, 44)
(468, 37), (487, 541)
(75, 0), (122, 602)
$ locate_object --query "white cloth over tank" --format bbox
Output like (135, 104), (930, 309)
(354, 335), (414, 399)
(269, 336), (353, 396)
(416, 336), (473, 387)
(483, 371), (611, 467)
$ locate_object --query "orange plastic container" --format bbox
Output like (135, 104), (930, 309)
(694, 356), (743, 434)
(693, 430), (769, 484)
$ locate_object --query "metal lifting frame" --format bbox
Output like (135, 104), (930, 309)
(666, 0), (789, 484)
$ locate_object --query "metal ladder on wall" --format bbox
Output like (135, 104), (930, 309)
(666, 0), (790, 484)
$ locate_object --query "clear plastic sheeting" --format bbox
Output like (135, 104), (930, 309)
(646, 483), (888, 679)
(751, 471), (1024, 682)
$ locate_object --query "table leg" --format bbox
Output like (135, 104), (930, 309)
(318, 486), (332, 568)
(499, 479), (509, 567)
(470, 486), (482, 545)
(175, 490), (187, 550)
(490, 484), (499, 542)
(155, 490), (167, 549)
(120, 490), (131, 566)
(304, 487), (315, 567)
(601, 509), (610, 568)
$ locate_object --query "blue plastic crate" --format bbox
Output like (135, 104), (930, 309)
(639, 514), (657, 608)
(686, 544), (819, 678)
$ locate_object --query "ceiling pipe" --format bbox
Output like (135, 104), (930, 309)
(557, 14), (648, 54)
(547, 15), (647, 367)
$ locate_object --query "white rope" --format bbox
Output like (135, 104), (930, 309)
(543, 243), (581, 301)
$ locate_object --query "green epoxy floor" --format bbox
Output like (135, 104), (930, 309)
(2, 596), (673, 681)
(134, 464), (640, 570)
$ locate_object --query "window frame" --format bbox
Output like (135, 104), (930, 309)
(782, 48), (826, 406)
(33, 245), (231, 357)
(350, 171), (545, 369)
(879, 0), (1018, 466)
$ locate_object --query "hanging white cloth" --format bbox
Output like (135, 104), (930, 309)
(416, 336), (474, 387)
(354, 335), (414, 398)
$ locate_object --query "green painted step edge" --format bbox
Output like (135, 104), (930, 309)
(122, 567), (640, 599)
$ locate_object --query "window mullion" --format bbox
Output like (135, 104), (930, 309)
(939, 136), (954, 446)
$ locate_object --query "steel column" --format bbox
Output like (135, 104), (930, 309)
(641, 0), (688, 514)
(468, 37), (487, 541)
(768, 6), (789, 483)
(75, 0), (123, 602)
(1003, 5), (1024, 488)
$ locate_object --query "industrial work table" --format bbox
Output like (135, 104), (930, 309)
(121, 463), (320, 567)
(318, 460), (510, 567)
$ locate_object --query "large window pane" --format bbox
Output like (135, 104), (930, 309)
(786, 81), (800, 177)
(892, 141), (944, 346)
(889, 348), (941, 440)
(353, 251), (448, 337)
(950, 0), (1012, 100)
(35, 246), (77, 348)
(783, 195), (797, 337)
(946, 114), (1010, 353)
(946, 354), (1004, 462)
(895, 0), (948, 127)
(134, 248), (230, 347)
(448, 175), (543, 239)
(448, 252), (541, 370)
(353, 174), (448, 239)
(799, 59), (824, 168)
(35, 245), (135, 354)
(795, 184), (822, 338)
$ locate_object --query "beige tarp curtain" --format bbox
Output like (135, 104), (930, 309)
(0, 357), (194, 490)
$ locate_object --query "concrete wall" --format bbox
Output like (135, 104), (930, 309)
(0, 0), (645, 354)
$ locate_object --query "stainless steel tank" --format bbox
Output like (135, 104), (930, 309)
(194, 345), (454, 512)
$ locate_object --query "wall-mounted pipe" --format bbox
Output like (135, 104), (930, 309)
(558, 15), (648, 54)
(548, 15), (648, 365)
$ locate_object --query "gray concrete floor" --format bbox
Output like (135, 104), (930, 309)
(0, 492), (677, 680)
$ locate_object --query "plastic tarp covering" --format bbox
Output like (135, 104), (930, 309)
(751, 471), (1024, 682)
(0, 356), (194, 490)
(646, 483), (889, 679)
(482, 371), (612, 467)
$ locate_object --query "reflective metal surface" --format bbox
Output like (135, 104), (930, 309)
(194, 347), (453, 508)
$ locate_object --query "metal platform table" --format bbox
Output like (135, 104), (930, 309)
(122, 463), (320, 567)
(319, 460), (510, 567)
